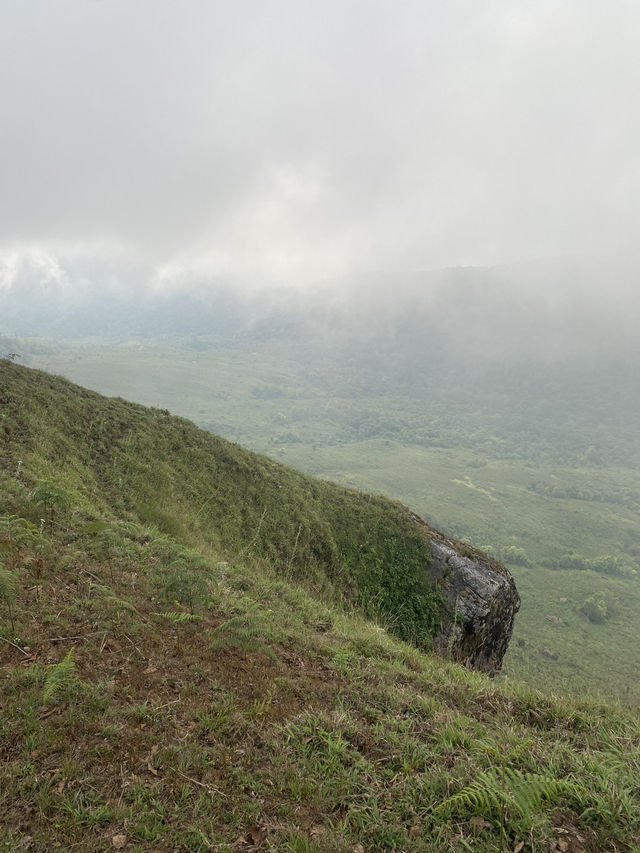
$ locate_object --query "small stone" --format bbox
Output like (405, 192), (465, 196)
(540, 647), (558, 660)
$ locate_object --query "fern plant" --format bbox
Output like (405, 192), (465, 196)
(158, 566), (210, 614)
(434, 766), (582, 832)
(29, 479), (74, 522)
(43, 648), (77, 704)
(0, 566), (18, 632)
(0, 514), (50, 572)
(153, 609), (203, 652)
(153, 610), (203, 624)
(89, 582), (139, 615)
(210, 604), (278, 662)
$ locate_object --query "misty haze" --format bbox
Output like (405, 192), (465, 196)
(1, 2), (639, 851)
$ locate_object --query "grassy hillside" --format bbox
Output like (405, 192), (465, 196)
(0, 362), (445, 648)
(24, 339), (640, 704)
(1, 361), (639, 852)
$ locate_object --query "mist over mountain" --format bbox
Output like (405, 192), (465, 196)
(3, 251), (640, 467)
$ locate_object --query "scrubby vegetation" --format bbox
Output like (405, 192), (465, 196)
(0, 361), (639, 852)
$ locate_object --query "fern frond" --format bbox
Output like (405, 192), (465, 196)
(434, 767), (580, 829)
(506, 768), (578, 820)
(89, 582), (138, 613)
(0, 567), (18, 606)
(43, 648), (76, 704)
(210, 606), (277, 661)
(153, 610), (203, 624)
(435, 771), (501, 819)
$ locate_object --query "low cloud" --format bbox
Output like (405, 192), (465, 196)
(1, 1), (639, 285)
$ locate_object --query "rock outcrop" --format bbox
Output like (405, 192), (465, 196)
(418, 524), (520, 673)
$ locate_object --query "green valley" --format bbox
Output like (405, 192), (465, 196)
(21, 329), (640, 706)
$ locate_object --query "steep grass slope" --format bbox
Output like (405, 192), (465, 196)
(0, 362), (639, 852)
(0, 363), (443, 647)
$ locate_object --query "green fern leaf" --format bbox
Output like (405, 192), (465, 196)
(153, 610), (203, 624)
(210, 605), (277, 661)
(434, 767), (580, 830)
(0, 567), (18, 606)
(43, 648), (76, 704)
(89, 582), (138, 613)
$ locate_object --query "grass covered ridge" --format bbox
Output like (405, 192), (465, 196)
(0, 361), (639, 852)
(0, 362), (442, 646)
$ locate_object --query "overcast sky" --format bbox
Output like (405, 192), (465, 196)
(1, 0), (639, 285)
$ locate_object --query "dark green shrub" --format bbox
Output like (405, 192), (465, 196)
(580, 593), (615, 624)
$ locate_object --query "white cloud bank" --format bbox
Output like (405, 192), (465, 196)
(1, 0), (639, 286)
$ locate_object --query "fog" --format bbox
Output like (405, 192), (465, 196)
(2, 1), (640, 286)
(2, 0), (639, 427)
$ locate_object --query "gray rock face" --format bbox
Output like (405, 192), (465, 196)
(427, 536), (520, 673)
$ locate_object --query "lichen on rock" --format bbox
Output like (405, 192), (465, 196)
(425, 532), (520, 673)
